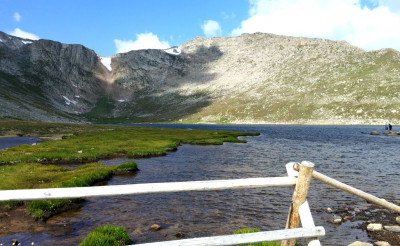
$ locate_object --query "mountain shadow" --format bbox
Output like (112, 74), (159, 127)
(85, 91), (212, 123)
(94, 45), (224, 122)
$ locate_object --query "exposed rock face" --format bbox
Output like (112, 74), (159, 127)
(0, 31), (106, 122)
(1, 31), (400, 124)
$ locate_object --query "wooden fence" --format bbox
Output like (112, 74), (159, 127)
(2, 161), (399, 245)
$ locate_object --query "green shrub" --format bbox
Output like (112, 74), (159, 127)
(79, 225), (130, 246)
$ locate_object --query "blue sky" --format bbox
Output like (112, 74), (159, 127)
(1, 0), (400, 56)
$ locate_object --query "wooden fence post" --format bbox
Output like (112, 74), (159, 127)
(282, 161), (315, 246)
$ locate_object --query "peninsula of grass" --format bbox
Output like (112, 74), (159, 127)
(0, 120), (259, 165)
(0, 161), (138, 220)
(79, 225), (130, 246)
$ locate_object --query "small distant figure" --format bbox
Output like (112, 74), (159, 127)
(389, 123), (393, 132)
(385, 123), (389, 131)
(11, 239), (20, 246)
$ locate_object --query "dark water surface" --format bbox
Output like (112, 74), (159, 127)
(0, 137), (38, 150)
(1, 125), (399, 245)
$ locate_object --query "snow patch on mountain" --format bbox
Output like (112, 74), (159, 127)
(100, 56), (112, 71)
(164, 46), (181, 55)
(63, 96), (77, 105)
(21, 40), (32, 45)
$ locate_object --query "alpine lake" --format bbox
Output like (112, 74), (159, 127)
(1, 124), (399, 246)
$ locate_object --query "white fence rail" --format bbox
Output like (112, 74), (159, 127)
(0, 177), (296, 201)
(3, 160), (398, 245)
(131, 227), (325, 246)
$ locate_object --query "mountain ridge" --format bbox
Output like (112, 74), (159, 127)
(1, 31), (399, 124)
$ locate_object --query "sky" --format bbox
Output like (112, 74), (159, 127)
(1, 0), (400, 57)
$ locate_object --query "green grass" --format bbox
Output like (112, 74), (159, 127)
(79, 225), (130, 246)
(0, 120), (259, 165)
(0, 162), (138, 220)
(0, 120), (113, 137)
(233, 228), (281, 246)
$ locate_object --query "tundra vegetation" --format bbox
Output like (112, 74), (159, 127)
(79, 225), (131, 246)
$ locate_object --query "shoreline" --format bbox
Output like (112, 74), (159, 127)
(122, 121), (396, 126)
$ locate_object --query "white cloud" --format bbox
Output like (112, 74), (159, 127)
(232, 0), (400, 51)
(9, 28), (39, 40)
(13, 12), (21, 22)
(114, 32), (170, 53)
(201, 20), (222, 38)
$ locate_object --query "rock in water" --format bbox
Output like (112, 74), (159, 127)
(329, 215), (342, 224)
(383, 225), (400, 232)
(149, 224), (161, 231)
(367, 223), (383, 231)
(374, 241), (390, 246)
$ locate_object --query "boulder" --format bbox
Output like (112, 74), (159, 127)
(370, 131), (379, 135)
(383, 225), (400, 232)
(367, 223), (383, 231)
(374, 241), (390, 246)
(396, 216), (400, 225)
(348, 241), (373, 246)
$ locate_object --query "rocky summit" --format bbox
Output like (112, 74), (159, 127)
(1, 31), (399, 124)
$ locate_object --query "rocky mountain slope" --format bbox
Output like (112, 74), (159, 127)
(1, 31), (399, 124)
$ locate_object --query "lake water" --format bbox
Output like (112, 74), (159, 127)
(0, 137), (38, 150)
(1, 125), (399, 245)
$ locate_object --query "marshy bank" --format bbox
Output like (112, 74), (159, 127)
(0, 120), (258, 245)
